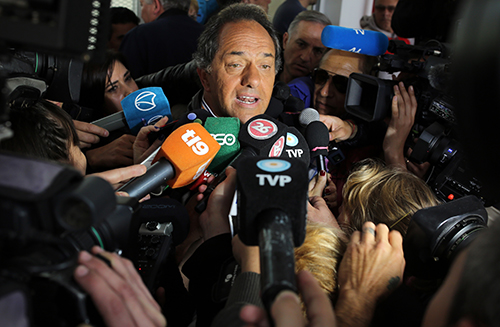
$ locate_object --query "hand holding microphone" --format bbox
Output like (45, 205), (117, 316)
(91, 87), (172, 135)
(118, 122), (220, 200)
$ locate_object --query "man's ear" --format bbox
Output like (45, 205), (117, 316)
(282, 32), (289, 50)
(197, 67), (211, 92)
(153, 0), (163, 16)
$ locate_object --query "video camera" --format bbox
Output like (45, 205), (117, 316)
(0, 153), (140, 326)
(345, 40), (497, 207)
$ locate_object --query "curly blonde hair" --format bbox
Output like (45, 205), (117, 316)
(342, 159), (440, 235)
(295, 222), (347, 309)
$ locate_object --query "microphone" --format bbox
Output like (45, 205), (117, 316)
(299, 107), (320, 127)
(236, 156), (308, 315)
(203, 117), (241, 175)
(91, 87), (172, 134)
(305, 121), (329, 172)
(321, 25), (389, 56)
(117, 123), (220, 199)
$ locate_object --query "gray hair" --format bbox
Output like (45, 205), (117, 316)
(143, 0), (190, 12)
(287, 10), (332, 36)
(193, 3), (282, 74)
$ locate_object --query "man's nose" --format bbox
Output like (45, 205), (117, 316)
(242, 63), (261, 88)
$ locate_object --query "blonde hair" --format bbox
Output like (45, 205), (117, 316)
(295, 222), (347, 310)
(342, 159), (440, 235)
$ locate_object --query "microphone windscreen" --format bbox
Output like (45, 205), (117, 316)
(284, 96), (305, 113)
(236, 157), (308, 246)
(321, 25), (389, 57)
(238, 114), (288, 159)
(299, 108), (320, 127)
(272, 81), (291, 101)
(305, 121), (329, 157)
(153, 123), (220, 188)
(204, 117), (241, 174)
(121, 87), (172, 134)
(284, 127), (310, 165)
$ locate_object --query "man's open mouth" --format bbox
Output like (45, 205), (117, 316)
(236, 95), (258, 104)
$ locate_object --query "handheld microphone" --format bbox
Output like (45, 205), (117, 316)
(236, 156), (308, 316)
(305, 121), (329, 172)
(298, 107), (320, 127)
(321, 25), (389, 56)
(203, 117), (241, 175)
(92, 87), (172, 134)
(117, 123), (220, 199)
(195, 114), (310, 213)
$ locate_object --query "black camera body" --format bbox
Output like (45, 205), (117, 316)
(0, 153), (140, 326)
(344, 40), (497, 206)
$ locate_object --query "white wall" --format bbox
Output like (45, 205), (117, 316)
(269, 0), (374, 29)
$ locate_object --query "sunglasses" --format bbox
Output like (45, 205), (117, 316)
(313, 68), (349, 94)
(374, 5), (396, 12)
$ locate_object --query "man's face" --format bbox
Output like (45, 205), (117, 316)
(199, 20), (276, 124)
(313, 49), (365, 116)
(282, 21), (327, 83)
(140, 0), (156, 23)
(108, 22), (137, 51)
(373, 0), (398, 32)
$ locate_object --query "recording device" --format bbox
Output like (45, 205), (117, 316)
(132, 197), (189, 293)
(343, 39), (496, 205)
(118, 122), (221, 199)
(0, 153), (139, 326)
(235, 157), (308, 315)
(321, 25), (389, 56)
(404, 195), (488, 279)
(91, 87), (172, 134)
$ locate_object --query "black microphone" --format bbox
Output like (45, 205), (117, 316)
(305, 121), (329, 172)
(236, 156), (308, 317)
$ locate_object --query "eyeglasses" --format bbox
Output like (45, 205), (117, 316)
(313, 68), (349, 94)
(374, 5), (396, 12)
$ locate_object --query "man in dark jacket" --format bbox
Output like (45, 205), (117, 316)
(120, 0), (204, 79)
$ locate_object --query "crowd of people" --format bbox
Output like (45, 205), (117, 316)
(1, 0), (499, 326)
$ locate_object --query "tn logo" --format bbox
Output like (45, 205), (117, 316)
(212, 133), (236, 146)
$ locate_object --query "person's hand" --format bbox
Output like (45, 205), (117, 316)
(405, 147), (431, 180)
(73, 246), (166, 327)
(86, 134), (136, 170)
(323, 173), (337, 210)
(319, 115), (356, 142)
(232, 234), (260, 273)
(335, 222), (405, 327)
(89, 164), (147, 190)
(133, 116), (170, 164)
(307, 196), (340, 228)
(240, 270), (337, 327)
(383, 82), (417, 169)
(198, 167), (237, 241)
(73, 120), (110, 149)
(308, 170), (328, 198)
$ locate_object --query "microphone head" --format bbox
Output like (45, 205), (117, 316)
(321, 25), (389, 57)
(272, 81), (291, 101)
(204, 117), (241, 174)
(153, 122), (220, 188)
(284, 126), (310, 165)
(305, 121), (329, 157)
(284, 96), (305, 113)
(299, 108), (320, 127)
(235, 156), (308, 247)
(238, 114), (289, 158)
(121, 87), (172, 134)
